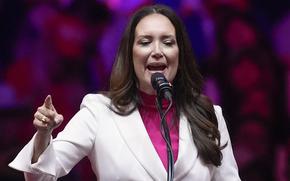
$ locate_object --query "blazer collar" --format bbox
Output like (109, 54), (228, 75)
(174, 114), (198, 180)
(112, 109), (198, 180)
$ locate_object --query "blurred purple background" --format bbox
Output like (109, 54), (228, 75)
(0, 0), (289, 180)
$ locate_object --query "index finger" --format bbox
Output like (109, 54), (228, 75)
(44, 95), (55, 111)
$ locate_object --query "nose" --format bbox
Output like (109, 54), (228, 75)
(152, 43), (163, 59)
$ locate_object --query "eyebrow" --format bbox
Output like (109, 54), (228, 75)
(135, 35), (176, 39)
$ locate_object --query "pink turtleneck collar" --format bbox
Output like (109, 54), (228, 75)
(138, 90), (179, 170)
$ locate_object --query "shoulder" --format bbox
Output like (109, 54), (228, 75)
(81, 93), (110, 104)
(213, 105), (228, 131)
(80, 93), (111, 111)
(213, 105), (222, 117)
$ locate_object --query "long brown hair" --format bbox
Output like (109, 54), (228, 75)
(107, 4), (225, 166)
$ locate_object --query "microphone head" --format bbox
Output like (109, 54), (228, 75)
(151, 72), (165, 90)
(151, 72), (172, 100)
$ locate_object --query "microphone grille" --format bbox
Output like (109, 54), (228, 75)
(151, 72), (165, 90)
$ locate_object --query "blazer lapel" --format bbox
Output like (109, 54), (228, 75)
(174, 114), (198, 180)
(112, 108), (167, 180)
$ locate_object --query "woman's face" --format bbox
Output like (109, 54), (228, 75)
(133, 13), (179, 95)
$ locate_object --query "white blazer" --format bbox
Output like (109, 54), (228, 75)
(9, 94), (241, 180)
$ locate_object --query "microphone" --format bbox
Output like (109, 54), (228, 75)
(151, 72), (175, 181)
(151, 72), (173, 101)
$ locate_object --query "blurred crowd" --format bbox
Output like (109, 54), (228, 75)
(0, 0), (289, 180)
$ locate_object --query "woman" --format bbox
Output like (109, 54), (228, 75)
(9, 4), (240, 180)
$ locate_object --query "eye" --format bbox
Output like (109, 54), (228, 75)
(137, 38), (151, 46)
(163, 39), (176, 46)
(140, 41), (150, 46)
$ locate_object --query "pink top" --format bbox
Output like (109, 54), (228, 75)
(138, 91), (179, 170)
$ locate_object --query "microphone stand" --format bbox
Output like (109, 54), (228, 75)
(155, 97), (174, 181)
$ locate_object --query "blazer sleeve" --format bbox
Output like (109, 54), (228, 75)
(8, 95), (98, 181)
(212, 105), (241, 181)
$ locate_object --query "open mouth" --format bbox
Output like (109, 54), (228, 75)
(147, 64), (167, 71)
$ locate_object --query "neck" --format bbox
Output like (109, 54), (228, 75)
(138, 89), (171, 108)
(138, 86), (156, 95)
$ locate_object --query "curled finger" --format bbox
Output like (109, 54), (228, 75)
(34, 112), (49, 126)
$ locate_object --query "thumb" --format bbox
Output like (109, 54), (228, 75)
(44, 95), (55, 110)
(54, 114), (64, 127)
